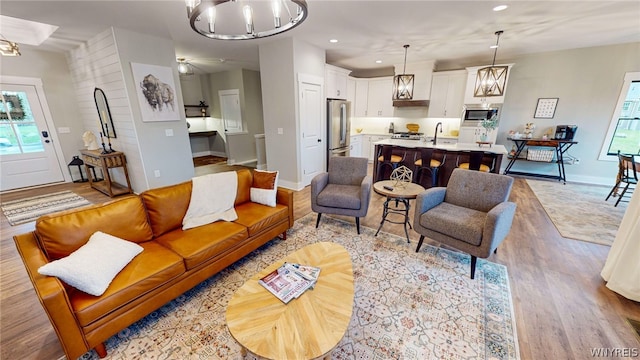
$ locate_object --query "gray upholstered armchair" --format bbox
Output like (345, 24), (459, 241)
(413, 168), (516, 279)
(311, 157), (372, 234)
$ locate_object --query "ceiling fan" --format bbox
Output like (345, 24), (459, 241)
(177, 56), (258, 75)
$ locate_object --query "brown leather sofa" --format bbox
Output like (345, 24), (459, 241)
(13, 169), (294, 359)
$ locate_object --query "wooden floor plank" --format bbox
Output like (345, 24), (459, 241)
(1, 167), (638, 360)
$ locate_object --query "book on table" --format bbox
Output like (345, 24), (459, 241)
(258, 263), (321, 303)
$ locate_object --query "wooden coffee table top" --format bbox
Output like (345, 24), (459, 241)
(373, 180), (425, 199)
(226, 242), (354, 360)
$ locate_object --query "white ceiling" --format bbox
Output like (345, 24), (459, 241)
(1, 1), (639, 75)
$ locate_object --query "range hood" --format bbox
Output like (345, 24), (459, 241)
(393, 100), (429, 107)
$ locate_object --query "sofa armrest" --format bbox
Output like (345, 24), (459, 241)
(276, 187), (295, 228)
(13, 232), (89, 359)
(483, 201), (517, 251)
(413, 187), (447, 226)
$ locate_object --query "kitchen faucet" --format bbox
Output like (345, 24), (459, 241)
(433, 122), (443, 145)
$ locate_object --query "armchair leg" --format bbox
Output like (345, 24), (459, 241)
(494, 248), (497, 254)
(415, 235), (425, 252)
(355, 217), (360, 234)
(316, 213), (322, 228)
(470, 256), (477, 279)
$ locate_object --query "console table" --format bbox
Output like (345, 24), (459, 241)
(80, 150), (133, 197)
(503, 138), (578, 183)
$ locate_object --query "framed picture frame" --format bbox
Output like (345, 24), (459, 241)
(534, 98), (559, 119)
(131, 63), (180, 122)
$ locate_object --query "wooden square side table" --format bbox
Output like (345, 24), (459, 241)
(80, 149), (133, 197)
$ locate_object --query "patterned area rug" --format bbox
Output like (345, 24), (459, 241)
(1, 190), (91, 225)
(526, 179), (627, 246)
(82, 214), (519, 360)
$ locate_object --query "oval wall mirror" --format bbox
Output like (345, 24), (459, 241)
(94, 87), (116, 138)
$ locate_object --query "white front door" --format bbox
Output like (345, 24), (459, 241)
(0, 83), (65, 191)
(298, 74), (324, 186)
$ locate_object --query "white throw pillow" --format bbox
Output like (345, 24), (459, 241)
(183, 171), (238, 230)
(38, 231), (144, 296)
(250, 170), (279, 207)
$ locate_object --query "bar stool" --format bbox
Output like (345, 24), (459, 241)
(413, 148), (446, 188)
(377, 145), (405, 181)
(456, 151), (496, 172)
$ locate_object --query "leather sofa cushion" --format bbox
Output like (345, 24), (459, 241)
(36, 196), (154, 260)
(234, 202), (289, 236)
(419, 202), (486, 246)
(155, 221), (248, 270)
(70, 241), (185, 327)
(141, 181), (192, 237)
(235, 168), (252, 206)
(142, 169), (254, 237)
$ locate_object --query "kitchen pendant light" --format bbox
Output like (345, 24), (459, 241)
(393, 44), (415, 100)
(474, 30), (508, 97)
(186, 0), (308, 40)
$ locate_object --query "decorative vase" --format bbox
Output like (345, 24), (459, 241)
(479, 134), (488, 142)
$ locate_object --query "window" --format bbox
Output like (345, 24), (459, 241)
(600, 73), (640, 159)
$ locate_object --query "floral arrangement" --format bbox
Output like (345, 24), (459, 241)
(481, 114), (499, 132)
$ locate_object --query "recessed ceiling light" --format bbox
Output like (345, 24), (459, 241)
(329, 39), (338, 43)
(493, 5), (508, 12)
(375, 60), (382, 64)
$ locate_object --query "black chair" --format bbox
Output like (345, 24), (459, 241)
(606, 151), (638, 207)
(456, 151), (496, 172)
(376, 145), (405, 181)
(412, 148), (446, 188)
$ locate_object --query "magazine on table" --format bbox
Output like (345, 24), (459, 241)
(258, 263), (321, 303)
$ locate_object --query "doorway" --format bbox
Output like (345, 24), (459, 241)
(1, 79), (65, 191)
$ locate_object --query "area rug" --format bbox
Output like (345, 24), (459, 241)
(80, 214), (519, 360)
(526, 179), (627, 246)
(1, 190), (91, 226)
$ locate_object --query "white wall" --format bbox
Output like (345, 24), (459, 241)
(1, 47), (82, 183)
(113, 28), (195, 189)
(259, 37), (325, 189)
(496, 42), (640, 184)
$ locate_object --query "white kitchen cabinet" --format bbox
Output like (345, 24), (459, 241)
(350, 134), (362, 157)
(366, 78), (394, 117)
(346, 77), (356, 118)
(354, 79), (369, 117)
(428, 70), (466, 118)
(367, 135), (390, 162)
(463, 64), (514, 105)
(325, 64), (351, 100)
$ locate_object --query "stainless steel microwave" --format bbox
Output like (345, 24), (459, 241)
(461, 104), (501, 127)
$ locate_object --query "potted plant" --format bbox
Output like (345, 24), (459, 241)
(480, 114), (499, 142)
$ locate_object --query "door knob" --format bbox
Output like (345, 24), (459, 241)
(41, 130), (49, 138)
(317, 139), (321, 142)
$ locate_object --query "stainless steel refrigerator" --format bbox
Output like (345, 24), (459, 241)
(327, 99), (351, 167)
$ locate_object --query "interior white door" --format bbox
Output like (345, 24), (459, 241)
(299, 75), (324, 186)
(0, 83), (64, 191)
(219, 89), (242, 134)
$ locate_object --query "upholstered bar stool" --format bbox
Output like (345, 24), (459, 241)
(377, 145), (405, 181)
(457, 150), (496, 172)
(413, 148), (446, 188)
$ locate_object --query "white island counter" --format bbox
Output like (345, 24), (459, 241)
(373, 138), (508, 155)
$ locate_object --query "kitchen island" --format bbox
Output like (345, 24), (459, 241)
(373, 139), (508, 186)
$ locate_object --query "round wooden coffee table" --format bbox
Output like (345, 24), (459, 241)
(373, 180), (426, 242)
(226, 242), (354, 360)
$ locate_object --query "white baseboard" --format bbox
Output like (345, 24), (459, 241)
(278, 179), (305, 191)
(192, 151), (227, 158)
(257, 163), (268, 170)
(229, 158), (257, 167)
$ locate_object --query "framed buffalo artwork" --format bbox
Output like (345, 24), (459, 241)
(131, 63), (180, 122)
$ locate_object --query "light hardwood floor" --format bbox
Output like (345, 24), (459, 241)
(1, 169), (638, 360)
